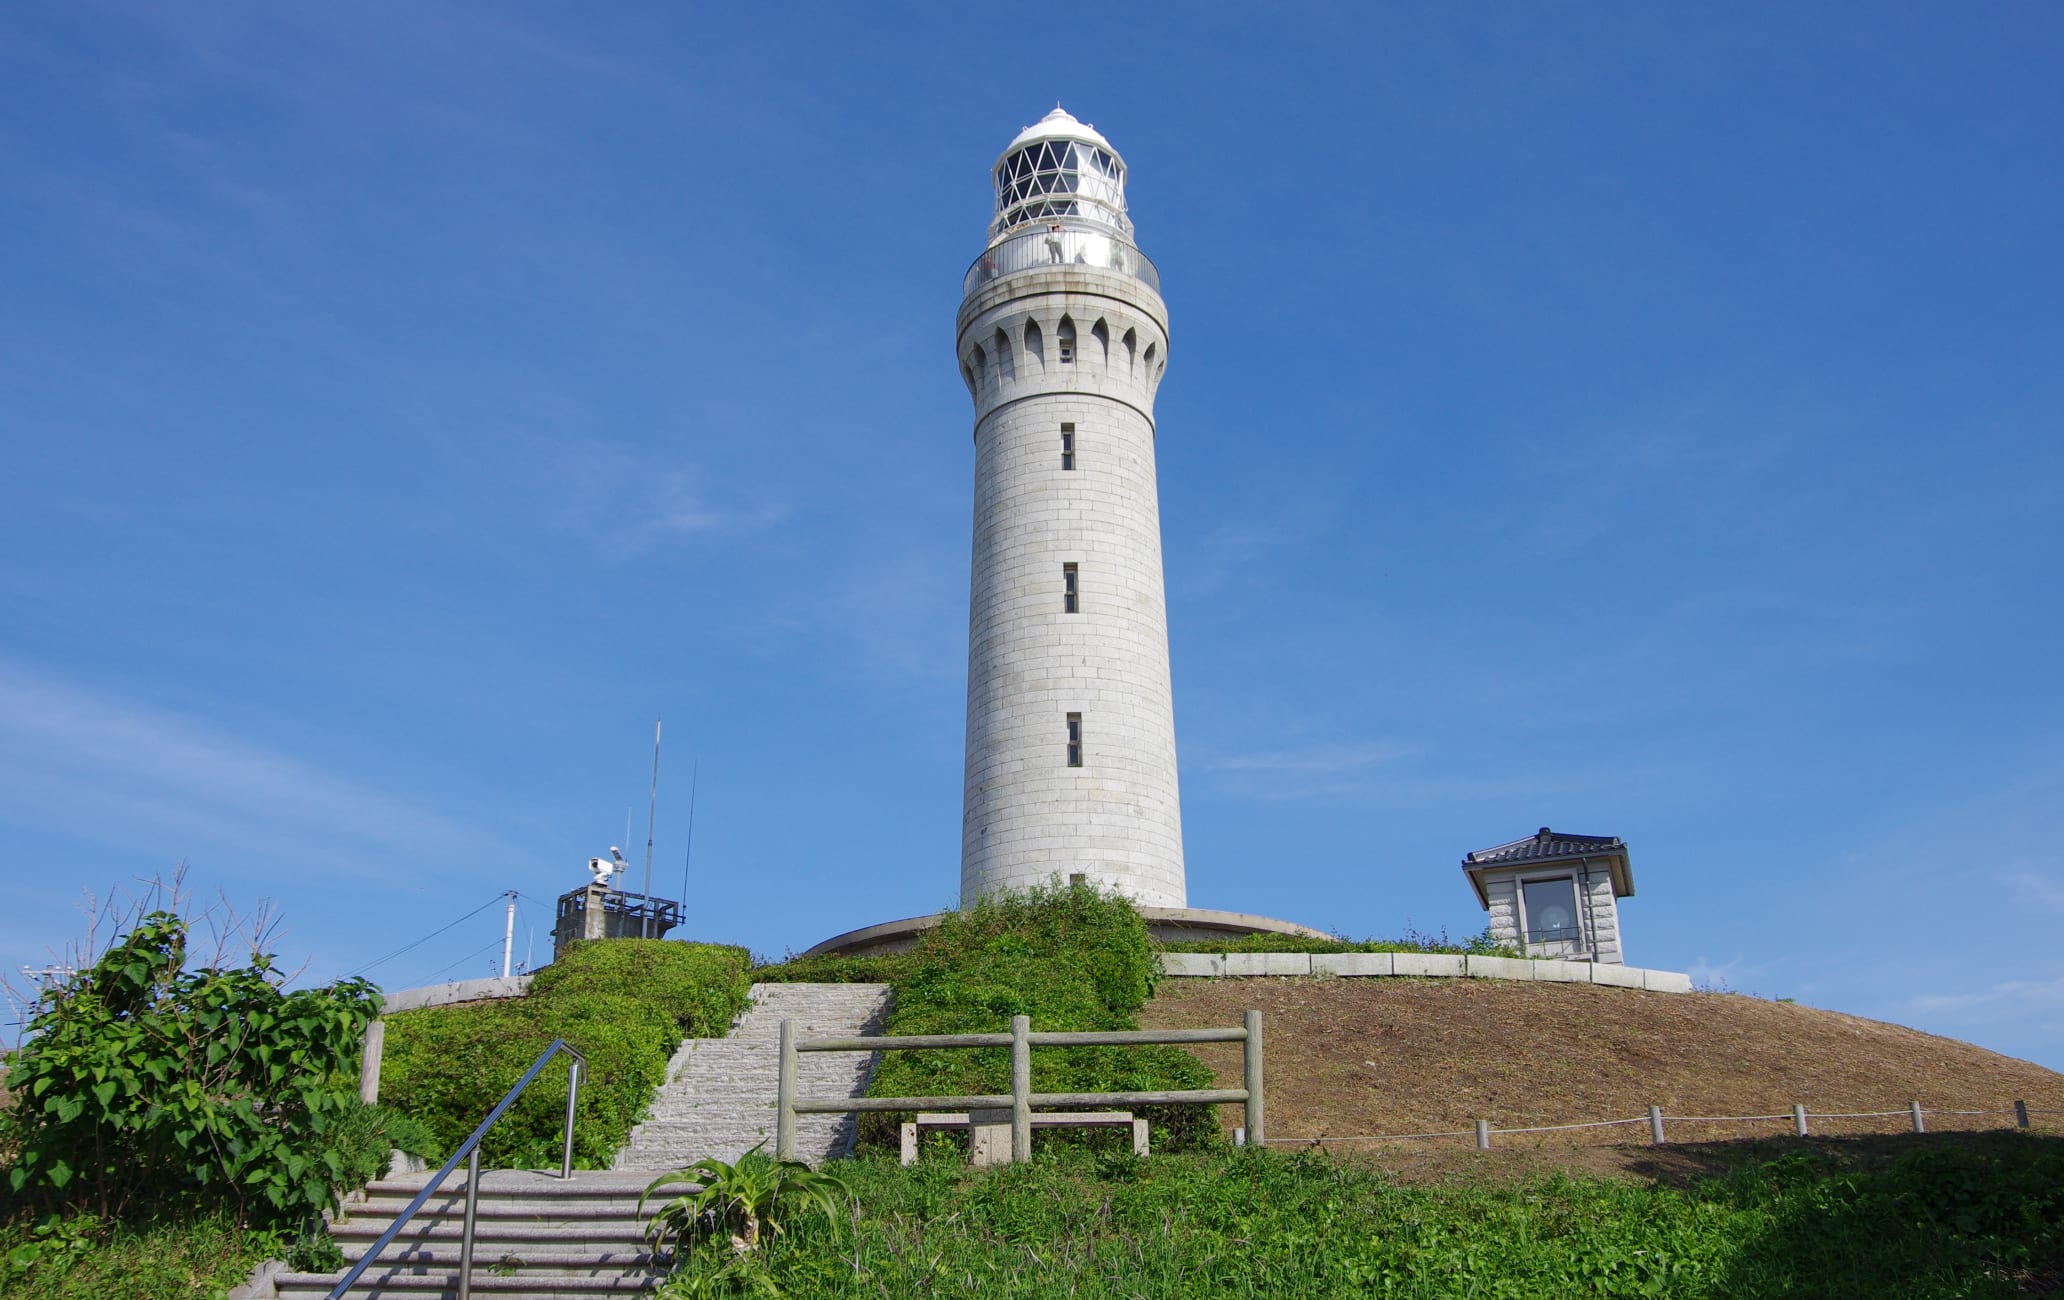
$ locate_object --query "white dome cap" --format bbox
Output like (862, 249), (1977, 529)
(998, 105), (1115, 162)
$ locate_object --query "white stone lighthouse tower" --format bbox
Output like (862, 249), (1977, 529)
(956, 108), (1185, 909)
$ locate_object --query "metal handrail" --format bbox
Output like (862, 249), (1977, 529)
(327, 1038), (587, 1300)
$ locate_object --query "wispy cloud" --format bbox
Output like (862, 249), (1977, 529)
(2005, 869), (2064, 915)
(1911, 975), (2064, 1019)
(0, 661), (499, 881)
(539, 439), (787, 559)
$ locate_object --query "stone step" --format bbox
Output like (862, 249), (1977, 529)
(274, 1270), (653, 1299)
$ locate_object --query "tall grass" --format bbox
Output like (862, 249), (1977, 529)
(674, 1135), (2064, 1299)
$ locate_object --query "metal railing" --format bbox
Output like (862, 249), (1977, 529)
(327, 1039), (587, 1300)
(963, 225), (1160, 298)
(776, 1010), (1261, 1164)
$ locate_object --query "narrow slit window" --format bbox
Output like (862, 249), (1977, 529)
(1061, 423), (1076, 470)
(1066, 713), (1083, 767)
(1062, 562), (1079, 613)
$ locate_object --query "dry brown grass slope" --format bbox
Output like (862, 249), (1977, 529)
(1143, 976), (2064, 1181)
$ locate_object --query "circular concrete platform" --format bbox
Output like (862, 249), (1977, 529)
(801, 906), (1333, 958)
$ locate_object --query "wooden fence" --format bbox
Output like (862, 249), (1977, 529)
(775, 1010), (1264, 1164)
(1268, 1100), (2063, 1149)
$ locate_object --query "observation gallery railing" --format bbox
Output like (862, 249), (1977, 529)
(963, 225), (1161, 298)
(774, 1011), (1262, 1165)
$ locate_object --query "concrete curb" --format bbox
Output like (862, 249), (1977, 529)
(1159, 952), (1694, 994)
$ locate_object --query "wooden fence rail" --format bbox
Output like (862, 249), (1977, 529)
(776, 1010), (1263, 1164)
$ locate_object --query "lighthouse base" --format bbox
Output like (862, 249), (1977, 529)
(801, 906), (1333, 959)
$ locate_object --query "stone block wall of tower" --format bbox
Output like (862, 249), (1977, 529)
(956, 265), (1186, 909)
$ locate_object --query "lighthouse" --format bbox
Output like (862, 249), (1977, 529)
(955, 108), (1185, 909)
(802, 110), (1326, 956)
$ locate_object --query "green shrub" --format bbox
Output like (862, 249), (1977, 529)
(858, 883), (1219, 1151)
(380, 939), (750, 1169)
(1165, 925), (1517, 956)
(0, 911), (380, 1226)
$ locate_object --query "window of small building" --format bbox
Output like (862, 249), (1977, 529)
(1521, 876), (1582, 950)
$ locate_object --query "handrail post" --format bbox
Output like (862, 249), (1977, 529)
(457, 1147), (480, 1300)
(776, 1019), (798, 1162)
(1010, 1014), (1031, 1164)
(1243, 1010), (1264, 1148)
(561, 1057), (582, 1179)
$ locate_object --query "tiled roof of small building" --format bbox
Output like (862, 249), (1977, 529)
(1460, 827), (1634, 908)
(1464, 827), (1625, 867)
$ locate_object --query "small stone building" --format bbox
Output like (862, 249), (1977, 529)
(1464, 828), (1634, 964)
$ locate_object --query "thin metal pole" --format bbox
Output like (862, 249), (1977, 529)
(1910, 1101), (1926, 1133)
(500, 891), (517, 979)
(776, 1019), (798, 1162)
(1792, 1103), (1808, 1137)
(1475, 1119), (1490, 1150)
(642, 719), (661, 937)
(1010, 1015), (1031, 1163)
(1243, 1010), (1265, 1148)
(1648, 1105), (1666, 1145)
(561, 1059), (582, 1179)
(458, 1147), (480, 1300)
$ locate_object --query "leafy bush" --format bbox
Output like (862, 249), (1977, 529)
(858, 883), (1220, 1151)
(0, 911), (381, 1225)
(380, 939), (750, 1168)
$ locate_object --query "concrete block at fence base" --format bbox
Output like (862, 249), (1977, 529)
(1222, 952), (1313, 977)
(1591, 964), (1646, 990)
(1393, 953), (1467, 979)
(1158, 952), (1224, 977)
(1642, 969), (1694, 994)
(1529, 960), (1593, 984)
(1465, 955), (1535, 982)
(969, 1108), (1012, 1168)
(1313, 952), (1394, 977)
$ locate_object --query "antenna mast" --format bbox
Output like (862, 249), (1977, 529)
(679, 760), (699, 911)
(642, 718), (661, 937)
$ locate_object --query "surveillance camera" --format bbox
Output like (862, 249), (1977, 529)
(609, 846), (626, 863)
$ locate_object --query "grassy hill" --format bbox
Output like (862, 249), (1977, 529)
(1144, 975), (2064, 1179)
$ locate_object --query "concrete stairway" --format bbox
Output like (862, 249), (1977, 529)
(615, 982), (893, 1171)
(273, 1169), (689, 1299)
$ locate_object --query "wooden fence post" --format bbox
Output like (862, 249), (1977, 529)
(1010, 1014), (1032, 1164)
(2015, 1100), (2030, 1128)
(776, 1019), (797, 1162)
(1648, 1105), (1666, 1145)
(1475, 1119), (1490, 1150)
(1792, 1104), (1808, 1137)
(1243, 1010), (1265, 1148)
(1909, 1101), (1925, 1134)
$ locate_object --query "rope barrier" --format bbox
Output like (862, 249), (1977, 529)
(1494, 1117), (1650, 1134)
(1247, 1102), (2056, 1149)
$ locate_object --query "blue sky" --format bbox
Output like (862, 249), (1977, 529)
(4, 4), (2062, 1070)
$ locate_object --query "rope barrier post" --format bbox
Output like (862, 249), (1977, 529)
(1010, 1014), (1032, 1164)
(1475, 1119), (1490, 1150)
(1243, 1010), (1265, 1148)
(1792, 1104), (1808, 1137)
(2015, 1100), (2030, 1129)
(1648, 1105), (1665, 1145)
(776, 1019), (798, 1163)
(1909, 1101), (1925, 1134)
